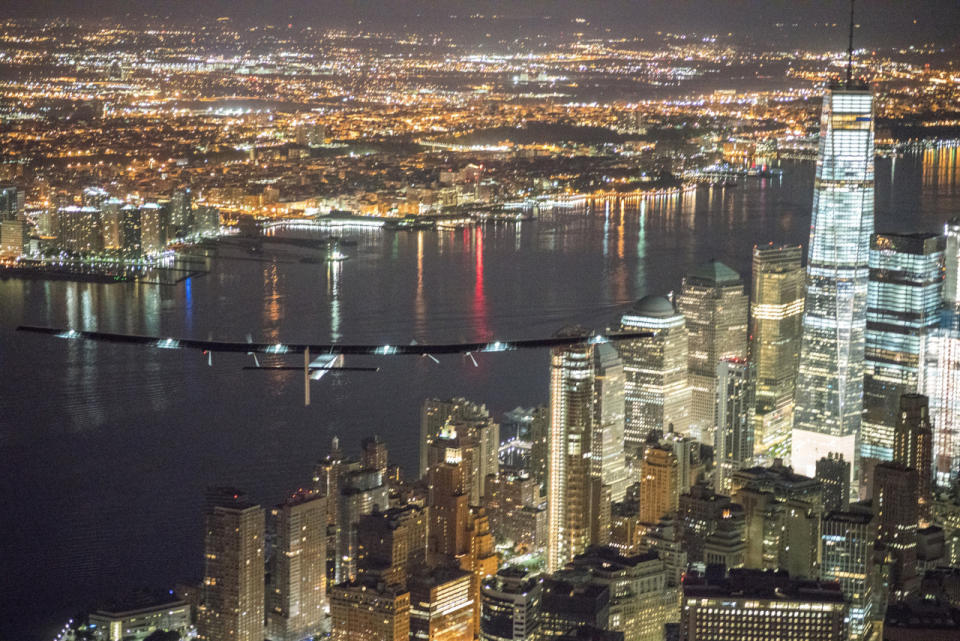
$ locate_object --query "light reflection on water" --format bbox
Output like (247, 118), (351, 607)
(0, 154), (959, 639)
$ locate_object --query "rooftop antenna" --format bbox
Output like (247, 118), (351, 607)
(846, 0), (855, 86)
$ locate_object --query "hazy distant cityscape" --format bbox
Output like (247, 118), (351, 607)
(2, 5), (960, 641)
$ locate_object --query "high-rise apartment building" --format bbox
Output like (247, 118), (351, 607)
(792, 82), (875, 482)
(821, 509), (880, 641)
(592, 343), (629, 502)
(680, 570), (847, 641)
(337, 468), (390, 582)
(618, 296), (692, 446)
(750, 244), (804, 455)
(479, 567), (541, 641)
(638, 445), (679, 525)
(893, 394), (934, 520)
(678, 261), (749, 444)
(198, 490), (265, 641)
(267, 492), (327, 641)
(547, 337), (611, 572)
(714, 358), (755, 494)
(863, 232), (945, 460)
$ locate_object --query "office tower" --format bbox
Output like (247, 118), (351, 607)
(792, 81), (875, 482)
(618, 296), (692, 446)
(539, 577), (611, 638)
(267, 492), (327, 641)
(337, 467), (390, 583)
(409, 567), (475, 641)
(677, 261), (749, 443)
(730, 461), (824, 578)
(592, 343), (629, 502)
(679, 570), (847, 641)
(714, 358), (755, 494)
(863, 233), (945, 460)
(484, 472), (546, 553)
(329, 580), (410, 641)
(821, 510), (880, 641)
(198, 490), (265, 641)
(547, 337), (611, 572)
(88, 600), (192, 641)
(57, 206), (104, 253)
(479, 567), (541, 641)
(893, 394), (934, 520)
(921, 323), (960, 488)
(357, 505), (428, 588)
(459, 507), (499, 635)
(874, 462), (919, 597)
(678, 483), (734, 564)
(568, 546), (669, 641)
(945, 218), (960, 307)
(420, 398), (494, 479)
(526, 406), (549, 488)
(428, 452), (471, 561)
(816, 454), (851, 513)
(638, 445), (679, 524)
(660, 430), (700, 493)
(750, 244), (804, 455)
(424, 403), (499, 506)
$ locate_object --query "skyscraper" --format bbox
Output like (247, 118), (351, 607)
(329, 580), (410, 641)
(862, 232), (944, 460)
(750, 244), (804, 456)
(677, 261), (749, 443)
(547, 335), (611, 572)
(198, 490), (265, 641)
(820, 509), (880, 641)
(618, 296), (692, 447)
(874, 462), (919, 597)
(714, 358), (755, 494)
(816, 454), (851, 514)
(420, 398), (495, 480)
(920, 324), (960, 487)
(422, 399), (499, 504)
(638, 445), (679, 525)
(892, 394), (933, 521)
(944, 218), (960, 307)
(591, 343), (629, 502)
(267, 492), (327, 641)
(409, 567), (475, 641)
(792, 80), (875, 483)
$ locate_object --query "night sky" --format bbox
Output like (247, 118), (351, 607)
(5, 1), (960, 48)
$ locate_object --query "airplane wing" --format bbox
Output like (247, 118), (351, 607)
(16, 325), (651, 356)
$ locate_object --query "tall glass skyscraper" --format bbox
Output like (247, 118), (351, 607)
(792, 83), (875, 481)
(751, 244), (804, 457)
(862, 232), (944, 461)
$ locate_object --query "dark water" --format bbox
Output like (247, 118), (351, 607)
(1, 150), (959, 640)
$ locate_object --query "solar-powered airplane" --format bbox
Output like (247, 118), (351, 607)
(16, 325), (651, 406)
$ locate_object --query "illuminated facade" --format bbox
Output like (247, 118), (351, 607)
(874, 462), (919, 597)
(547, 338), (608, 572)
(792, 84), (875, 482)
(862, 232), (944, 461)
(945, 218), (960, 307)
(920, 322), (960, 487)
(680, 570), (847, 641)
(638, 445), (679, 524)
(479, 567), (541, 641)
(750, 244), (804, 456)
(678, 261), (749, 444)
(820, 510), (879, 641)
(267, 493), (327, 641)
(592, 343), (629, 502)
(714, 358), (755, 494)
(409, 567), (475, 641)
(198, 493), (265, 641)
(892, 394), (933, 520)
(329, 581), (410, 641)
(619, 296), (692, 447)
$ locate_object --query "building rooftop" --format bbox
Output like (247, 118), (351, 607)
(687, 259), (741, 285)
(682, 569), (845, 603)
(630, 295), (676, 319)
